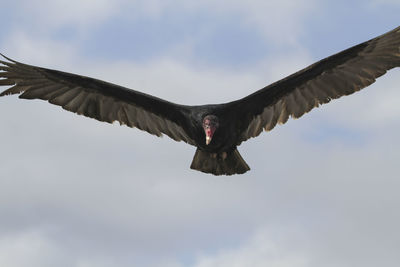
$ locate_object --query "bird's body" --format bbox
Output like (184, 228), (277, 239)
(1, 26), (400, 175)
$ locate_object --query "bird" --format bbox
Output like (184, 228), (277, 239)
(1, 26), (400, 175)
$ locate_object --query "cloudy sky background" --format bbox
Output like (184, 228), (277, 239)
(0, 1), (400, 266)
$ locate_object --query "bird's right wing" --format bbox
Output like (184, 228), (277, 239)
(230, 26), (400, 144)
(0, 55), (195, 145)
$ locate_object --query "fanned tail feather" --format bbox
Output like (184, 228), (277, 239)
(190, 148), (250, 176)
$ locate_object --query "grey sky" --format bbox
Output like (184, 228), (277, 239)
(0, 1), (400, 266)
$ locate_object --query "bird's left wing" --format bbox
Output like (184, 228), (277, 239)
(0, 55), (195, 145)
(230, 26), (400, 144)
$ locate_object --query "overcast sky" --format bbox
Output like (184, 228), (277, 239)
(0, 1), (400, 267)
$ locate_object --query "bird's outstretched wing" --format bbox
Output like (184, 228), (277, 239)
(232, 26), (400, 144)
(0, 55), (195, 145)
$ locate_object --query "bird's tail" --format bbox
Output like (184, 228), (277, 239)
(190, 148), (250, 176)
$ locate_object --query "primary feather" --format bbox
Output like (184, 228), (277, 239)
(0, 55), (195, 145)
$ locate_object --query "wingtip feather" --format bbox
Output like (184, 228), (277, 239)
(0, 53), (17, 63)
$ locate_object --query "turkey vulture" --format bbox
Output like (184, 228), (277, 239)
(1, 26), (400, 175)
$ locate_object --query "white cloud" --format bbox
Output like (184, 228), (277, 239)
(126, 0), (317, 43)
(16, 0), (117, 30)
(0, 231), (66, 267)
(193, 228), (308, 267)
(202, 0), (318, 44)
(8, 0), (317, 40)
(2, 32), (78, 65)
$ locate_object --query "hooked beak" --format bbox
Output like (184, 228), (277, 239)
(206, 136), (212, 145)
(205, 127), (215, 145)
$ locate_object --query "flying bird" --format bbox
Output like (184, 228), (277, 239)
(1, 26), (400, 175)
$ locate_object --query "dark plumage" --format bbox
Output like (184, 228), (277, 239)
(1, 26), (400, 175)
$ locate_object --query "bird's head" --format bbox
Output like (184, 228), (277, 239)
(202, 115), (219, 145)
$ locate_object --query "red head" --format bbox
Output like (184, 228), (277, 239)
(202, 115), (219, 145)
